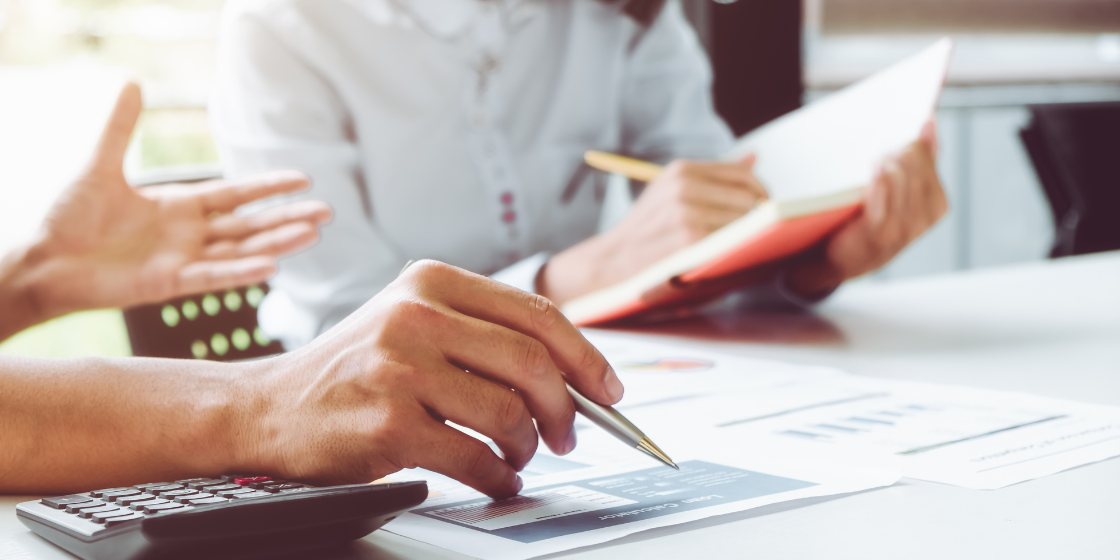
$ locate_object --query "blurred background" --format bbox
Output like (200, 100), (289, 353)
(1, 0), (1118, 354)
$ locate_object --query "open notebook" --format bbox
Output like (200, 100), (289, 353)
(561, 38), (954, 326)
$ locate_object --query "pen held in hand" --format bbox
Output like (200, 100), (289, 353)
(565, 384), (678, 470)
(400, 258), (678, 469)
(583, 150), (663, 183)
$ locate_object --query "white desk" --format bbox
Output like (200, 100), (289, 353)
(4, 252), (1119, 559)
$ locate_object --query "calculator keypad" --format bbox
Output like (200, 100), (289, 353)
(33, 474), (300, 535)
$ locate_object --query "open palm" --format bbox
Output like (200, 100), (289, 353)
(27, 83), (332, 318)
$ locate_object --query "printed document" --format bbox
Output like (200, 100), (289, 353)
(584, 331), (1120, 489)
(382, 332), (1118, 558)
(387, 456), (897, 560)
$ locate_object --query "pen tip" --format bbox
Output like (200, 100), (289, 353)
(638, 437), (679, 471)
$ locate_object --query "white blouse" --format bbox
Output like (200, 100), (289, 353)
(210, 0), (734, 349)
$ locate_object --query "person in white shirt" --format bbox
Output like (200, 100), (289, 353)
(210, 0), (946, 350)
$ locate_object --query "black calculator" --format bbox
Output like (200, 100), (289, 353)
(16, 475), (427, 560)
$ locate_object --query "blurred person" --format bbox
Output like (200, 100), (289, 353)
(0, 83), (624, 499)
(210, 0), (947, 350)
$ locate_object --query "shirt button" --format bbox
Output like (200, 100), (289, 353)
(500, 192), (513, 205)
(502, 210), (516, 223)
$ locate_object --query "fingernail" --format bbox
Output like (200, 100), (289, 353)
(512, 475), (524, 494)
(562, 426), (577, 455)
(604, 365), (624, 403)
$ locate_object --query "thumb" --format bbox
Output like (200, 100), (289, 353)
(87, 82), (143, 177)
(738, 152), (757, 169)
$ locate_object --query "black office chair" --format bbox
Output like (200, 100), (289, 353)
(121, 167), (284, 361)
(122, 284), (283, 361)
(1019, 102), (1120, 258)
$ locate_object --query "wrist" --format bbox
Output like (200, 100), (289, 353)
(540, 230), (624, 305)
(218, 357), (278, 476)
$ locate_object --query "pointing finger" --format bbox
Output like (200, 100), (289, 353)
(198, 170), (311, 214)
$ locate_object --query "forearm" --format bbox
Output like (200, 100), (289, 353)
(0, 355), (268, 494)
(0, 244), (50, 342)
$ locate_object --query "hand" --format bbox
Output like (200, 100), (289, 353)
(541, 155), (766, 305)
(241, 261), (623, 498)
(785, 119), (947, 297)
(17, 83), (332, 321)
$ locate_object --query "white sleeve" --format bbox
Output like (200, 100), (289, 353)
(209, 5), (402, 350)
(619, 0), (735, 163)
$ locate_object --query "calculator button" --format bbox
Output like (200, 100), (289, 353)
(115, 494), (156, 507)
(231, 491), (272, 500)
(89, 488), (130, 498)
(103, 513), (147, 527)
(175, 478), (217, 485)
(79, 506), (121, 519)
(202, 484), (241, 493)
(186, 496), (228, 505)
(128, 499), (168, 511)
(214, 488), (254, 497)
(264, 484), (304, 493)
(91, 509), (135, 523)
(65, 500), (107, 514)
(159, 489), (199, 499)
(234, 476), (271, 486)
(185, 479), (226, 490)
(41, 495), (95, 509)
(132, 482), (173, 491)
(220, 474), (258, 482)
(249, 480), (285, 489)
(100, 489), (142, 502)
(174, 492), (212, 503)
(144, 484), (184, 495)
(142, 503), (186, 514)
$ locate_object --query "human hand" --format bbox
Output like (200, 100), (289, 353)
(785, 119), (947, 298)
(541, 155), (766, 305)
(240, 261), (623, 498)
(21, 83), (332, 320)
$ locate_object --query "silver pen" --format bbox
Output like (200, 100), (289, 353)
(400, 260), (678, 470)
(565, 384), (678, 469)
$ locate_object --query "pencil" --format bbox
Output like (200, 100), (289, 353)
(584, 150), (663, 183)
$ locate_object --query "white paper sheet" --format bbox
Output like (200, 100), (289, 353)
(725, 38), (952, 200)
(583, 331), (1120, 490)
(387, 455), (898, 560)
(382, 332), (1119, 559)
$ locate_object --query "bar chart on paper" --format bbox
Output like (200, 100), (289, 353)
(612, 374), (1120, 489)
(733, 393), (1065, 456)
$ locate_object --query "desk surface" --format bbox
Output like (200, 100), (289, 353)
(4, 252), (1119, 560)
